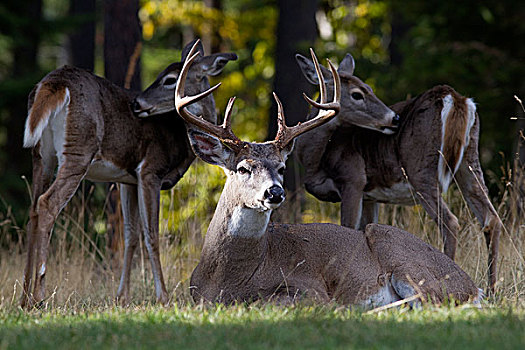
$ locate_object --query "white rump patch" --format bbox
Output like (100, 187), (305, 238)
(228, 206), (271, 238)
(23, 86), (70, 148)
(438, 95), (476, 193)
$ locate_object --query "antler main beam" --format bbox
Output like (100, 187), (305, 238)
(175, 40), (244, 152)
(272, 48), (341, 150)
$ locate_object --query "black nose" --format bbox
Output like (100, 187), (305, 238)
(392, 114), (401, 126)
(264, 185), (285, 204)
(131, 100), (141, 112)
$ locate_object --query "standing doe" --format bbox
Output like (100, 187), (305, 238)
(174, 43), (480, 306)
(21, 40), (236, 307)
(295, 52), (501, 292)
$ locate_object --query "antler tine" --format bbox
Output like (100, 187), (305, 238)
(273, 54), (341, 149)
(273, 92), (287, 141)
(174, 40), (243, 151)
(310, 48), (326, 104)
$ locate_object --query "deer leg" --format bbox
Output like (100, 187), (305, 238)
(31, 153), (94, 305)
(456, 158), (501, 293)
(340, 177), (366, 229)
(359, 201), (379, 230)
(304, 170), (342, 203)
(137, 172), (168, 305)
(21, 145), (56, 308)
(415, 189), (460, 260)
(116, 184), (140, 305)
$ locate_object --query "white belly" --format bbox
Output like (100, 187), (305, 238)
(364, 182), (415, 205)
(86, 158), (137, 184)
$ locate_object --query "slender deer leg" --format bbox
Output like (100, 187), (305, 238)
(340, 165), (367, 229)
(137, 171), (168, 304)
(31, 152), (94, 305)
(414, 187), (460, 259)
(359, 201), (379, 230)
(116, 184), (141, 305)
(456, 155), (501, 293)
(340, 186), (366, 229)
(21, 145), (56, 307)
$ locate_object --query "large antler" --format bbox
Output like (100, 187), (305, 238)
(175, 40), (244, 152)
(272, 48), (341, 150)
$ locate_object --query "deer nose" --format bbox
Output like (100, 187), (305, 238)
(392, 114), (401, 126)
(131, 98), (154, 116)
(264, 185), (285, 204)
(131, 99), (142, 112)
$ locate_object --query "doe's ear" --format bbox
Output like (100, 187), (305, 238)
(181, 39), (204, 61)
(338, 53), (355, 76)
(187, 129), (233, 168)
(295, 54), (333, 85)
(199, 52), (238, 77)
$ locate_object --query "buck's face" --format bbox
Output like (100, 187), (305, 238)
(188, 130), (292, 212)
(228, 143), (288, 211)
(132, 41), (236, 119)
(296, 53), (399, 134)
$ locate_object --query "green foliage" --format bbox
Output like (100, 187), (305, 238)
(140, 0), (277, 141)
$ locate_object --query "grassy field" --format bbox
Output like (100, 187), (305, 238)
(1, 304), (525, 349)
(0, 161), (524, 348)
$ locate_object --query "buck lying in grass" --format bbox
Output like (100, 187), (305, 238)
(172, 43), (481, 307)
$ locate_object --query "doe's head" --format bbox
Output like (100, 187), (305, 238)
(296, 52), (400, 134)
(132, 38), (237, 120)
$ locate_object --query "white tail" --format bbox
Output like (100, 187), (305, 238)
(23, 84), (70, 148)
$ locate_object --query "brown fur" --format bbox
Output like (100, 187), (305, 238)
(186, 135), (479, 307)
(442, 92), (469, 180)
(296, 78), (501, 293)
(365, 224), (478, 303)
(28, 83), (67, 135)
(20, 42), (237, 308)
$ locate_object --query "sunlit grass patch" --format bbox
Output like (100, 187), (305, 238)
(1, 304), (525, 349)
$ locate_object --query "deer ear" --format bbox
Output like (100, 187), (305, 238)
(199, 53), (238, 77)
(295, 54), (333, 85)
(281, 139), (295, 161)
(338, 53), (355, 76)
(181, 39), (204, 61)
(187, 129), (233, 167)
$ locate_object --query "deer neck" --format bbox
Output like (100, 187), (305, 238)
(201, 179), (270, 261)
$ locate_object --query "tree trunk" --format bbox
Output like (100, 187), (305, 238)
(69, 0), (96, 71)
(2, 0), (42, 214)
(103, 0), (142, 267)
(203, 0), (222, 53)
(269, 0), (318, 221)
(103, 0), (142, 91)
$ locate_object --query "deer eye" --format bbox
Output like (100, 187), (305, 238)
(351, 92), (364, 100)
(277, 167), (285, 176)
(237, 166), (251, 175)
(163, 77), (177, 86)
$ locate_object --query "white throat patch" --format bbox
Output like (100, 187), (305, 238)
(228, 206), (271, 238)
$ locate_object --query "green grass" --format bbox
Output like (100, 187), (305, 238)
(1, 305), (524, 349)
